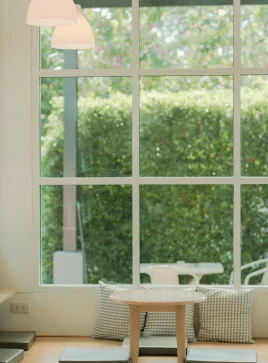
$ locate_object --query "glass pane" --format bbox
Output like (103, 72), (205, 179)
(140, 3), (233, 68)
(40, 77), (132, 177)
(140, 76), (233, 177)
(241, 185), (268, 285)
(41, 185), (132, 284)
(40, 7), (132, 69)
(241, 5), (268, 68)
(140, 185), (233, 285)
(241, 76), (268, 176)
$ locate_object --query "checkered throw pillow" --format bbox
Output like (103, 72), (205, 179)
(142, 304), (196, 343)
(92, 282), (146, 341)
(197, 286), (254, 343)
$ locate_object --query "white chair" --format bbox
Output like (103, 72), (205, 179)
(230, 258), (268, 285)
(150, 265), (199, 285)
(243, 258), (268, 285)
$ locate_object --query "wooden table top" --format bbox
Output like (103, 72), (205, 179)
(110, 288), (206, 306)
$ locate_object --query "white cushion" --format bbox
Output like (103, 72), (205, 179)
(197, 287), (254, 343)
(142, 304), (196, 343)
(92, 282), (146, 341)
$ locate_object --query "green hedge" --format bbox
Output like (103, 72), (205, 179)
(41, 89), (268, 285)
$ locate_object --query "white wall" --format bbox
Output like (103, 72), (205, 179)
(0, 0), (99, 336)
(0, 0), (267, 337)
(0, 0), (35, 293)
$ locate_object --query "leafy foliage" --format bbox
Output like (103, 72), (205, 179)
(140, 87), (233, 176)
(41, 89), (268, 285)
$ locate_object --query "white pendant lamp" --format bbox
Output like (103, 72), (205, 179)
(27, 0), (78, 27)
(51, 5), (95, 50)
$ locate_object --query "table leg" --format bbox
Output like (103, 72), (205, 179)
(129, 305), (140, 363)
(176, 305), (186, 363)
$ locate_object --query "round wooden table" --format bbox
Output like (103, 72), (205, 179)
(110, 288), (206, 363)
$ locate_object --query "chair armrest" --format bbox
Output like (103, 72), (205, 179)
(230, 257), (268, 284)
(244, 266), (268, 285)
(241, 258), (268, 271)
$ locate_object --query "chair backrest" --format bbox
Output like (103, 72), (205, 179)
(261, 262), (268, 285)
(150, 265), (179, 285)
(242, 257), (268, 285)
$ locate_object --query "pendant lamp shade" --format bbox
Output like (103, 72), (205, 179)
(27, 0), (78, 27)
(51, 5), (95, 50)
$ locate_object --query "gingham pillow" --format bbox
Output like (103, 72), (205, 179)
(92, 282), (146, 341)
(142, 304), (196, 343)
(197, 286), (254, 343)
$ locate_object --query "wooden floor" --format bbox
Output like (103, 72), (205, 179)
(23, 337), (268, 363)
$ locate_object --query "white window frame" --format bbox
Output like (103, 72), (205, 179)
(32, 0), (268, 292)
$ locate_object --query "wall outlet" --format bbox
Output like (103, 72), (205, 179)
(11, 303), (29, 313)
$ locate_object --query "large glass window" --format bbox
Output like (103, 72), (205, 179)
(36, 0), (268, 286)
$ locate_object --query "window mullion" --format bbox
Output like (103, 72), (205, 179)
(132, 0), (140, 287)
(233, 0), (241, 288)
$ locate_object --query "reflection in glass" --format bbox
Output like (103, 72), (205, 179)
(241, 76), (268, 176)
(40, 77), (132, 178)
(140, 185), (233, 285)
(41, 185), (132, 284)
(140, 76), (233, 177)
(140, 4), (233, 68)
(241, 185), (268, 285)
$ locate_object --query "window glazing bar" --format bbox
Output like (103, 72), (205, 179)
(76, 0), (268, 7)
(233, 0), (241, 288)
